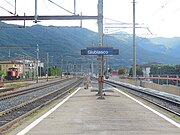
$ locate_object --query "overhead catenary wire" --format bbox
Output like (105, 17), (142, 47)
(150, 0), (180, 33)
(104, 18), (153, 36)
(152, 0), (171, 16)
(104, 17), (125, 24)
(1, 0), (25, 16)
(48, 0), (75, 15)
(43, 0), (50, 11)
(3, 0), (17, 15)
(4, 0), (14, 7)
(161, 7), (180, 22)
(0, 5), (14, 15)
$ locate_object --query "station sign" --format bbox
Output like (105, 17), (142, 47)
(81, 47), (119, 55)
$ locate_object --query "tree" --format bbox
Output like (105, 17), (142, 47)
(129, 65), (143, 76)
(118, 67), (127, 75)
(150, 64), (180, 75)
(48, 66), (61, 76)
(0, 69), (5, 81)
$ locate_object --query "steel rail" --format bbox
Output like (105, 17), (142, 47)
(0, 77), (73, 101)
(105, 80), (180, 117)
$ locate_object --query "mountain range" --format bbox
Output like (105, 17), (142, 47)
(0, 21), (180, 70)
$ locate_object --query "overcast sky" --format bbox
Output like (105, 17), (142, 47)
(1, 0), (180, 38)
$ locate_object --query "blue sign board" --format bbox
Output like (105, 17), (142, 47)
(81, 47), (119, 55)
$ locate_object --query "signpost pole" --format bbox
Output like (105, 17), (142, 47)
(97, 0), (104, 98)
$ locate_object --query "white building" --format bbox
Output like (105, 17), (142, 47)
(141, 62), (160, 77)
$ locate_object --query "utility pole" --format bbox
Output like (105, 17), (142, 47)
(97, 0), (104, 98)
(105, 56), (108, 76)
(15, 0), (17, 15)
(46, 52), (49, 81)
(80, 12), (82, 28)
(36, 44), (39, 83)
(91, 59), (94, 75)
(23, 56), (25, 79)
(74, 0), (76, 15)
(61, 56), (63, 79)
(8, 49), (11, 58)
(35, 0), (38, 23)
(133, 0), (136, 79)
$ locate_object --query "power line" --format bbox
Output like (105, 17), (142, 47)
(104, 17), (125, 23)
(4, 0), (14, 7)
(161, 7), (180, 22)
(48, 0), (75, 15)
(43, 0), (49, 10)
(152, 0), (171, 16)
(172, 7), (180, 14)
(0, 5), (14, 15)
(2, 0), (17, 15)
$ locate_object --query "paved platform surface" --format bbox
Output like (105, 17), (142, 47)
(11, 85), (180, 135)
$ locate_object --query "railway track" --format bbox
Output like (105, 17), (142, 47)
(0, 77), (73, 100)
(105, 79), (180, 117)
(3, 77), (58, 83)
(0, 77), (82, 134)
(0, 77), (64, 93)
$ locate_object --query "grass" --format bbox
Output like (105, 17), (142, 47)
(4, 82), (30, 89)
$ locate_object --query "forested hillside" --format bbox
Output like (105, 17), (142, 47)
(0, 22), (180, 69)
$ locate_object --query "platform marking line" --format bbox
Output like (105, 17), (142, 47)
(114, 88), (180, 129)
(16, 87), (82, 135)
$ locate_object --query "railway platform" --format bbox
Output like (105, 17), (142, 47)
(10, 85), (180, 135)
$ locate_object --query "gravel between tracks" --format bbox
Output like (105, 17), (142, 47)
(0, 78), (77, 112)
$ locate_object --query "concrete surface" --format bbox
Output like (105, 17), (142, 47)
(10, 85), (180, 135)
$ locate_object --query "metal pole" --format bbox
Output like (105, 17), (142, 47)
(35, 0), (38, 23)
(158, 75), (160, 84)
(39, 62), (41, 78)
(66, 61), (68, 77)
(97, 0), (104, 98)
(15, 0), (16, 15)
(23, 56), (25, 79)
(61, 56), (63, 79)
(47, 52), (49, 81)
(24, 13), (26, 28)
(176, 75), (179, 86)
(73, 62), (76, 76)
(36, 44), (39, 83)
(74, 0), (76, 15)
(8, 49), (11, 58)
(80, 12), (82, 28)
(106, 56), (108, 76)
(92, 60), (94, 75)
(133, 0), (136, 79)
(33, 61), (36, 80)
